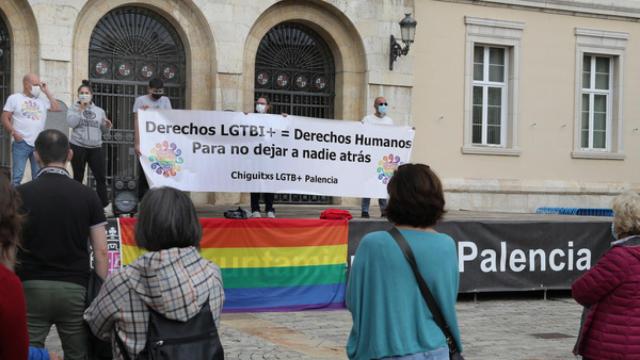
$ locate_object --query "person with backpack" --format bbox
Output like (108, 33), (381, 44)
(84, 186), (225, 359)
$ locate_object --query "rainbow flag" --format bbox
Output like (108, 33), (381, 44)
(119, 217), (348, 312)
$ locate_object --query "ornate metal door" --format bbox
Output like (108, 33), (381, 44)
(88, 7), (186, 193)
(0, 14), (11, 171)
(255, 22), (335, 204)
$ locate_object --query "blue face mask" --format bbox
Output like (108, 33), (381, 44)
(611, 222), (618, 240)
(377, 104), (387, 114)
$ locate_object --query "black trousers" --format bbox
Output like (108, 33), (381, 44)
(250, 193), (274, 213)
(70, 143), (109, 207)
(137, 161), (149, 201)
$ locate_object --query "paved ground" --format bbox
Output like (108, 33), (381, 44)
(46, 294), (584, 359)
(48, 206), (593, 358)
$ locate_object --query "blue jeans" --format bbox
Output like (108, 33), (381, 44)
(361, 197), (388, 213)
(12, 140), (40, 185)
(379, 347), (449, 360)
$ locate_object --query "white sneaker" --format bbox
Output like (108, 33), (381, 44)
(251, 211), (262, 218)
(104, 203), (114, 218)
(267, 211), (276, 218)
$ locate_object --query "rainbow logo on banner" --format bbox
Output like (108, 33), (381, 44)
(119, 217), (348, 312)
(149, 141), (183, 177)
(377, 153), (401, 184)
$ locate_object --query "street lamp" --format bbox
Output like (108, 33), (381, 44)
(389, 13), (417, 70)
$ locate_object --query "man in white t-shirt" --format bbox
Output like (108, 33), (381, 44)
(133, 78), (172, 199)
(361, 96), (393, 218)
(1, 73), (62, 185)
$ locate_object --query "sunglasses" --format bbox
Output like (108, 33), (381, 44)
(377, 102), (388, 106)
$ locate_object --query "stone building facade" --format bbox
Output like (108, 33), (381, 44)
(0, 0), (638, 212)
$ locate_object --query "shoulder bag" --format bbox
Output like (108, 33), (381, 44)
(387, 227), (465, 360)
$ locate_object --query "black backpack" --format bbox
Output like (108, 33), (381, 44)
(116, 301), (224, 360)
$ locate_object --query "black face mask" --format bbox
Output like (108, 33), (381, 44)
(151, 93), (162, 100)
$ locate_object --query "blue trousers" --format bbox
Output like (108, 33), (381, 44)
(379, 347), (449, 360)
(12, 140), (40, 185)
(361, 197), (388, 213)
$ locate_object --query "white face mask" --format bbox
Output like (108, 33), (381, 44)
(30, 85), (41, 98)
(256, 104), (267, 114)
(79, 94), (92, 103)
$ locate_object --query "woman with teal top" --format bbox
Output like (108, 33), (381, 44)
(346, 163), (463, 360)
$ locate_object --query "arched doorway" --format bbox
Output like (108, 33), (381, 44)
(255, 22), (335, 204)
(0, 13), (11, 171)
(88, 6), (186, 190)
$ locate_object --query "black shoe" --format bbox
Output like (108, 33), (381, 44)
(361, 211), (370, 218)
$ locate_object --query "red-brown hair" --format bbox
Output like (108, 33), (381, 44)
(0, 169), (23, 269)
(385, 163), (446, 228)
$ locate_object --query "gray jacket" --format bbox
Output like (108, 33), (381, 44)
(67, 102), (109, 148)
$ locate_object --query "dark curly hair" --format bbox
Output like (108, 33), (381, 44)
(0, 170), (23, 269)
(385, 163), (446, 228)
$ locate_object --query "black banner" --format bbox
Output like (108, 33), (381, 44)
(348, 220), (610, 293)
(89, 218), (121, 274)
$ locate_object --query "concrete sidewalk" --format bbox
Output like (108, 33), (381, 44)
(46, 296), (583, 359)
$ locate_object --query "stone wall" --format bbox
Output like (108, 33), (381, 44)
(2, 0), (638, 212)
(5, 0), (416, 205)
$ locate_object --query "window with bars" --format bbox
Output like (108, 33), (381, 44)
(88, 6), (187, 193)
(472, 46), (507, 146)
(255, 22), (334, 204)
(580, 55), (612, 150)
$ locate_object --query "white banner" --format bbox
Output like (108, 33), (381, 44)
(138, 110), (414, 198)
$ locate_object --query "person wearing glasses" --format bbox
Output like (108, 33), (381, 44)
(360, 96), (393, 218)
(133, 78), (172, 200)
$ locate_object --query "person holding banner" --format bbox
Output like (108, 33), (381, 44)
(360, 96), (393, 218)
(249, 96), (276, 218)
(67, 80), (112, 211)
(133, 78), (172, 200)
(347, 164), (462, 360)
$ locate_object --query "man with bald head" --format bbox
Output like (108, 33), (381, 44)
(2, 73), (61, 185)
(361, 96), (393, 218)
